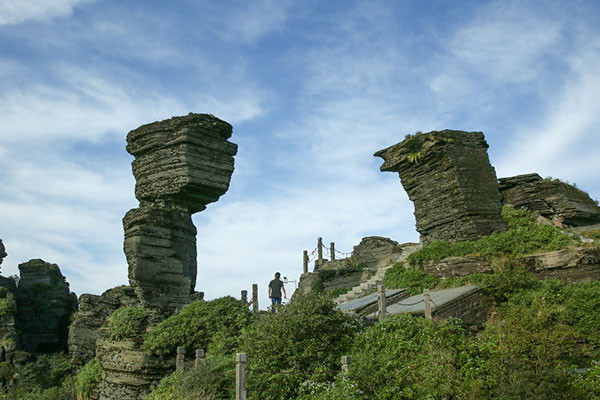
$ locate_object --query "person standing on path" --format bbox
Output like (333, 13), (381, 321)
(268, 272), (286, 310)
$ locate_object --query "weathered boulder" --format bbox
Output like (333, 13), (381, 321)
(124, 113), (237, 318)
(499, 173), (600, 227)
(126, 113), (237, 213)
(15, 259), (77, 353)
(352, 236), (406, 269)
(69, 286), (138, 371)
(375, 130), (507, 244)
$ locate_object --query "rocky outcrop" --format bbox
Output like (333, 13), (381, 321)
(352, 236), (408, 269)
(499, 173), (600, 227)
(69, 286), (138, 371)
(93, 113), (237, 400)
(375, 130), (506, 244)
(124, 113), (237, 318)
(97, 336), (171, 400)
(15, 259), (77, 353)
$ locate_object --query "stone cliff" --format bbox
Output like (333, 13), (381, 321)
(375, 130), (506, 244)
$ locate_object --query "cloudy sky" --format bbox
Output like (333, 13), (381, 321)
(1, 0), (599, 309)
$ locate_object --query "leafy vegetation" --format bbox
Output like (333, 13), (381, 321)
(75, 358), (101, 400)
(0, 353), (74, 400)
(144, 357), (235, 400)
(384, 262), (440, 295)
(143, 296), (254, 357)
(239, 292), (363, 400)
(407, 205), (576, 266)
(106, 306), (148, 340)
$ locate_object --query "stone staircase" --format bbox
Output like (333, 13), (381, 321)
(334, 244), (421, 305)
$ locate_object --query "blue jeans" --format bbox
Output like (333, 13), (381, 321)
(271, 297), (281, 312)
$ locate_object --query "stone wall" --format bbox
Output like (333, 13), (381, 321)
(375, 130), (506, 244)
(499, 173), (600, 227)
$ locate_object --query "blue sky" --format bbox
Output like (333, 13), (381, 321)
(1, 0), (599, 309)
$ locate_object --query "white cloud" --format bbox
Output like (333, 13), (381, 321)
(0, 0), (93, 26)
(213, 0), (293, 44)
(495, 39), (600, 194)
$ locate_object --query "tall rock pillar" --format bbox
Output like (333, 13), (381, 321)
(124, 113), (237, 318)
(375, 130), (506, 244)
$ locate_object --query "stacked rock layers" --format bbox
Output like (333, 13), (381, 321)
(375, 130), (506, 244)
(124, 113), (237, 317)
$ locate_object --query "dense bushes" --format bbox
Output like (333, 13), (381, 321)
(143, 296), (254, 357)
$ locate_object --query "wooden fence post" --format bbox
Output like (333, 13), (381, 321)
(317, 237), (323, 266)
(176, 346), (185, 371)
(377, 282), (386, 322)
(241, 290), (248, 306)
(303, 250), (308, 274)
(341, 355), (350, 373)
(252, 284), (258, 312)
(423, 289), (432, 319)
(195, 349), (205, 368)
(236, 353), (247, 400)
(330, 242), (335, 261)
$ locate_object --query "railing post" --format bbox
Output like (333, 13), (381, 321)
(241, 290), (248, 306)
(176, 346), (185, 371)
(252, 284), (258, 312)
(317, 237), (323, 266)
(236, 353), (247, 400)
(303, 250), (308, 274)
(377, 282), (386, 322)
(423, 289), (432, 319)
(195, 349), (205, 368)
(330, 242), (335, 261)
(341, 355), (350, 373)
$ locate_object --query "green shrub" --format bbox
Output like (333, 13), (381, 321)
(75, 358), (101, 400)
(573, 363), (600, 399)
(383, 262), (440, 295)
(106, 306), (148, 340)
(143, 296), (254, 357)
(0, 292), (16, 319)
(407, 205), (575, 266)
(471, 299), (582, 399)
(145, 357), (235, 400)
(347, 313), (469, 400)
(240, 292), (363, 400)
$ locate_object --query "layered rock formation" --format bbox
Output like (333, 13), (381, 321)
(499, 173), (600, 227)
(375, 130), (506, 244)
(352, 236), (405, 269)
(15, 259), (77, 353)
(91, 113), (237, 400)
(124, 113), (237, 318)
(69, 286), (138, 371)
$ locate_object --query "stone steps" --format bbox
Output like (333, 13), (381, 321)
(334, 244), (421, 305)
